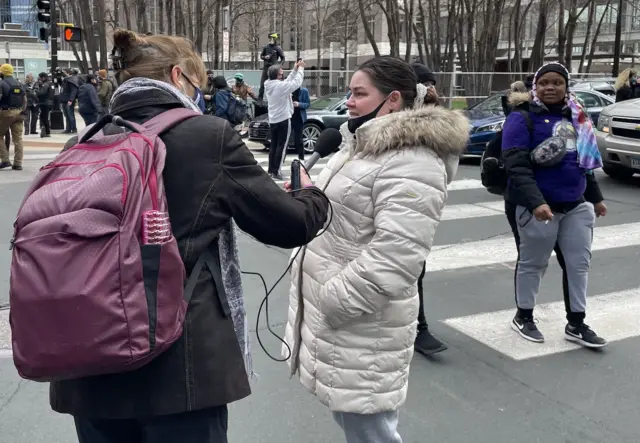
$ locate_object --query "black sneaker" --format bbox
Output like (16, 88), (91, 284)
(565, 323), (607, 348)
(274, 173), (283, 181)
(12, 164), (22, 171)
(511, 314), (544, 343)
(0, 161), (11, 169)
(415, 328), (448, 356)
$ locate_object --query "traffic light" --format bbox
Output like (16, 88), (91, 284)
(37, 0), (51, 23)
(37, 0), (51, 42)
(39, 27), (50, 41)
(63, 26), (82, 42)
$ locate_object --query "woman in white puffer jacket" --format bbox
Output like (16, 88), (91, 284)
(283, 56), (469, 442)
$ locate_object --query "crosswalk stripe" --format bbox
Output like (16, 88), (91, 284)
(443, 286), (640, 360)
(441, 201), (504, 220)
(425, 221), (640, 273)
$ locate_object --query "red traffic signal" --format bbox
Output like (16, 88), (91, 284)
(63, 26), (82, 42)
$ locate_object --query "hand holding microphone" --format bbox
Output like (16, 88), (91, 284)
(285, 127), (343, 193)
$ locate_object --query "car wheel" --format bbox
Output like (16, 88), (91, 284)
(302, 123), (323, 154)
(602, 164), (635, 180)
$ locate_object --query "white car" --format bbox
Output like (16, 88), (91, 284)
(596, 98), (640, 180)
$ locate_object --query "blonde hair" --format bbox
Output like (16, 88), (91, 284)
(112, 29), (206, 88)
(614, 68), (637, 90)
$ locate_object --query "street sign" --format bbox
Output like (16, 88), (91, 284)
(63, 26), (82, 42)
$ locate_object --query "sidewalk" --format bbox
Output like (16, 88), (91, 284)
(22, 111), (86, 149)
(21, 112), (264, 150)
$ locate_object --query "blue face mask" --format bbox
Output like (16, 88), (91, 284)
(193, 87), (206, 112)
(631, 76), (638, 86)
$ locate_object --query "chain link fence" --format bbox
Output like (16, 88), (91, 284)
(211, 69), (613, 109)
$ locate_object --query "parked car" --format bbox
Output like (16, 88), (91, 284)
(571, 79), (617, 97)
(464, 89), (614, 157)
(248, 93), (349, 153)
(596, 98), (640, 180)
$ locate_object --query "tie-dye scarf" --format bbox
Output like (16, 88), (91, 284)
(531, 62), (603, 171)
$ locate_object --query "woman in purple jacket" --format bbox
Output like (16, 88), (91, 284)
(502, 62), (607, 348)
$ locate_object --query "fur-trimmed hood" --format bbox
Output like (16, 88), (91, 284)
(508, 91), (532, 107)
(339, 105), (469, 182)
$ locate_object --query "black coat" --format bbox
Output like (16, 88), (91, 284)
(36, 80), (55, 107)
(615, 85), (640, 103)
(50, 89), (330, 419)
(77, 82), (103, 115)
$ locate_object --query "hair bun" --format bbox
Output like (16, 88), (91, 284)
(113, 29), (138, 52)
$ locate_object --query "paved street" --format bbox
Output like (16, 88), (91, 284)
(0, 142), (639, 442)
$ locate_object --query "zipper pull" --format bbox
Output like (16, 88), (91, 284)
(40, 161), (53, 171)
(9, 238), (15, 250)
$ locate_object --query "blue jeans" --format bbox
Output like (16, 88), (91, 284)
(74, 405), (228, 443)
(63, 102), (77, 131)
(80, 112), (98, 126)
(333, 410), (403, 443)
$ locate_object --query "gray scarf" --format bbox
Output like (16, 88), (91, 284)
(112, 77), (254, 379)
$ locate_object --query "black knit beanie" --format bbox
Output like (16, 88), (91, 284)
(411, 63), (437, 85)
(534, 63), (569, 86)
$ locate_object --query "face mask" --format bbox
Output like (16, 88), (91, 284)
(193, 87), (206, 112)
(347, 96), (390, 134)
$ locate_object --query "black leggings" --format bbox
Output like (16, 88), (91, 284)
(504, 201), (582, 323)
(417, 263), (428, 329)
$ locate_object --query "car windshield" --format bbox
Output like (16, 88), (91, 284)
(309, 95), (344, 110)
(469, 93), (504, 113)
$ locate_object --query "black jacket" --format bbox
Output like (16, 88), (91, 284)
(36, 80), (55, 107)
(260, 43), (285, 67)
(503, 100), (603, 211)
(25, 82), (38, 107)
(50, 89), (329, 419)
(77, 82), (103, 115)
(59, 75), (79, 102)
(615, 85), (640, 103)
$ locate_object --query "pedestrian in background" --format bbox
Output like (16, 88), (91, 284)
(24, 73), (40, 135)
(502, 62), (607, 348)
(614, 68), (640, 102)
(410, 62), (448, 356)
(77, 74), (103, 126)
(291, 84), (310, 161)
(0, 63), (26, 170)
(97, 69), (114, 115)
(36, 72), (54, 138)
(264, 60), (304, 179)
(60, 68), (80, 133)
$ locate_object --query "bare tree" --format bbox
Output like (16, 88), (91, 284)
(455, 0), (507, 99)
(585, 0), (612, 72)
(358, 0), (381, 57)
(309, 0), (341, 66)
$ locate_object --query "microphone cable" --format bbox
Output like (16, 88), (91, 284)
(242, 162), (333, 362)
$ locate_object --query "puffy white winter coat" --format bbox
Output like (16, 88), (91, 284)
(283, 104), (470, 414)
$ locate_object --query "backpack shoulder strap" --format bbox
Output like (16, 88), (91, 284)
(142, 108), (201, 137)
(514, 109), (533, 134)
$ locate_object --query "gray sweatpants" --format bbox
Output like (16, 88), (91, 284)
(333, 410), (402, 443)
(515, 202), (595, 314)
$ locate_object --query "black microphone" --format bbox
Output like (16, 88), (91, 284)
(304, 128), (342, 171)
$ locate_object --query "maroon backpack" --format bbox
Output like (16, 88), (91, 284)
(9, 108), (200, 381)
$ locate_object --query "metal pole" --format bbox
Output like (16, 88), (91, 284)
(50, 0), (58, 74)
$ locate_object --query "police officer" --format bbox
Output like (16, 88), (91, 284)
(36, 72), (54, 138)
(0, 64), (26, 170)
(24, 73), (40, 135)
(258, 33), (285, 101)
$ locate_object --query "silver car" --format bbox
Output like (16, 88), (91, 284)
(596, 98), (640, 179)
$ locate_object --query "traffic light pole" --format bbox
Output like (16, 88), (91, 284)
(50, 0), (58, 73)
